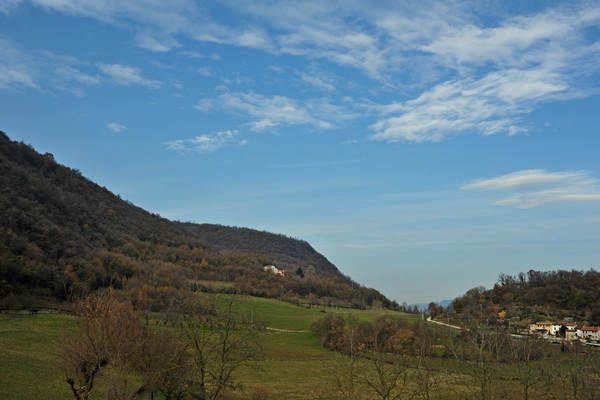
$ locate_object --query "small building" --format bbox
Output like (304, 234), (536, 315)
(565, 323), (577, 331)
(529, 321), (554, 335)
(577, 326), (600, 341)
(565, 331), (578, 342)
(263, 265), (288, 277)
(550, 323), (563, 336)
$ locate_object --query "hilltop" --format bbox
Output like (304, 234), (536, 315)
(0, 131), (393, 309)
(450, 269), (600, 325)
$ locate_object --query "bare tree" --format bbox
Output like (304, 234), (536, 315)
(133, 329), (190, 400)
(466, 328), (496, 400)
(184, 298), (262, 400)
(509, 336), (544, 400)
(62, 292), (144, 400)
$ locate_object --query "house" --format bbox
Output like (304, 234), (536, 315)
(565, 323), (577, 331)
(529, 321), (554, 335)
(565, 331), (578, 342)
(263, 265), (288, 277)
(550, 323), (563, 336)
(577, 326), (600, 341)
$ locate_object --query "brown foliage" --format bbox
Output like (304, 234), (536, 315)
(62, 292), (144, 400)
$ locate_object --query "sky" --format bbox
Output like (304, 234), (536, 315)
(1, 0), (600, 303)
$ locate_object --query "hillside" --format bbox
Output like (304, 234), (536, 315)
(180, 223), (342, 277)
(451, 269), (600, 324)
(0, 131), (393, 308)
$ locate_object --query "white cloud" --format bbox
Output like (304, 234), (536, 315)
(370, 65), (571, 142)
(134, 31), (179, 52)
(298, 71), (335, 91)
(369, 5), (600, 142)
(165, 130), (243, 153)
(0, 0), (22, 14)
(463, 169), (600, 208)
(29, 0), (197, 32)
(495, 191), (600, 208)
(342, 139), (358, 144)
(196, 67), (212, 77)
(0, 38), (106, 94)
(55, 65), (100, 85)
(194, 98), (214, 111)
(196, 92), (342, 131)
(107, 122), (127, 132)
(98, 63), (161, 88)
(462, 169), (588, 191)
(6, 1), (600, 144)
(178, 50), (221, 60)
(0, 38), (37, 89)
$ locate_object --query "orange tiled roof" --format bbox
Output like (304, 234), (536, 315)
(580, 326), (599, 332)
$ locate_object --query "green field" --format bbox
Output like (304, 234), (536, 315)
(0, 295), (417, 400)
(6, 295), (585, 399)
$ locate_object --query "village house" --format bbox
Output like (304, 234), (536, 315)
(529, 321), (579, 339)
(565, 323), (577, 331)
(263, 265), (288, 277)
(565, 330), (578, 342)
(577, 326), (600, 341)
(529, 321), (554, 335)
(550, 323), (563, 336)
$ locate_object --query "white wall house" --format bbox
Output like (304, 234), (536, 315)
(550, 324), (563, 336)
(577, 327), (600, 341)
(263, 265), (287, 277)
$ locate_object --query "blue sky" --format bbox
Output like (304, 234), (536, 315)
(2, 0), (600, 303)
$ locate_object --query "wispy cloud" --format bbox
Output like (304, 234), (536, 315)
(5, 1), (600, 144)
(0, 38), (101, 94)
(369, 67), (569, 142)
(341, 139), (358, 145)
(369, 5), (600, 142)
(98, 63), (161, 88)
(55, 65), (100, 85)
(178, 50), (220, 60)
(134, 31), (179, 52)
(195, 92), (343, 131)
(196, 67), (212, 77)
(0, 0), (22, 15)
(463, 169), (600, 208)
(107, 122), (127, 132)
(165, 130), (244, 154)
(297, 70), (335, 91)
(0, 38), (37, 89)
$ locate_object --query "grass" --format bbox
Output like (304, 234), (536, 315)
(0, 314), (77, 400)
(0, 294), (463, 400)
(209, 293), (418, 331)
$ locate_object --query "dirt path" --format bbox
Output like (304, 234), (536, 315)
(265, 326), (309, 333)
(426, 316), (464, 330)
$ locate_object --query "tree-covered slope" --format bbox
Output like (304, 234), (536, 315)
(452, 269), (600, 323)
(180, 223), (343, 278)
(0, 131), (392, 308)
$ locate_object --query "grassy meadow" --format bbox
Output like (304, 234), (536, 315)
(0, 295), (419, 400)
(3, 295), (591, 399)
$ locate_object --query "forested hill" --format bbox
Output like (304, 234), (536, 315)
(451, 269), (600, 324)
(0, 131), (392, 308)
(180, 223), (342, 277)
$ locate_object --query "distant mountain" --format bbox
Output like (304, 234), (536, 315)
(0, 131), (392, 308)
(409, 299), (454, 312)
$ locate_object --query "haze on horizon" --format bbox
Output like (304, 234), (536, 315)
(1, 0), (600, 303)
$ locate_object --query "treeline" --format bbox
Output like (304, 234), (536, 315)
(310, 313), (600, 399)
(0, 131), (393, 309)
(452, 269), (600, 324)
